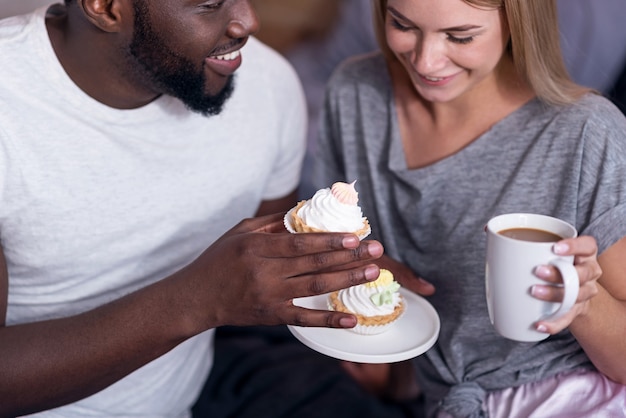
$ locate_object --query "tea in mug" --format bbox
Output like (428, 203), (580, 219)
(498, 227), (562, 243)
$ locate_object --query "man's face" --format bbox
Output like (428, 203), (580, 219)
(126, 0), (259, 116)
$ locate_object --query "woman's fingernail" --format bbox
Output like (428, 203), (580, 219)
(536, 324), (548, 333)
(531, 285), (548, 297)
(553, 242), (569, 255)
(534, 265), (551, 278)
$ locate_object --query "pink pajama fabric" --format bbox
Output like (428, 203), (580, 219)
(485, 370), (626, 417)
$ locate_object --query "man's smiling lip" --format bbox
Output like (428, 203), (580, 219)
(206, 45), (244, 76)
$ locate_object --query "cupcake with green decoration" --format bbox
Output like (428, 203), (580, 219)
(328, 269), (405, 335)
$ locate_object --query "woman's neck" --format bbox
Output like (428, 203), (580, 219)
(389, 55), (535, 169)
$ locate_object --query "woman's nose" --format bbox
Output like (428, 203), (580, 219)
(414, 36), (447, 75)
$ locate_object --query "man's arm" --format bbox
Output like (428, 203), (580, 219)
(0, 240), (195, 417)
(255, 189), (298, 217)
(0, 211), (383, 417)
(0, 243), (7, 327)
(0, 185), (299, 415)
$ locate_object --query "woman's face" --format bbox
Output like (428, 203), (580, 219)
(385, 0), (509, 103)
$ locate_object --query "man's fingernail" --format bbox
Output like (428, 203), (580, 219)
(367, 242), (383, 257)
(342, 235), (359, 248)
(339, 317), (357, 328)
(365, 266), (380, 280)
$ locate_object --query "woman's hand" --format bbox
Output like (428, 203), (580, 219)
(375, 255), (435, 296)
(531, 235), (601, 334)
(340, 360), (421, 401)
(332, 256), (431, 402)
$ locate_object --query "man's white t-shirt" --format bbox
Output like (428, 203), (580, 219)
(0, 6), (306, 417)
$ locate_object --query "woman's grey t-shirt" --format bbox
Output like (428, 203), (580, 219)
(314, 52), (626, 417)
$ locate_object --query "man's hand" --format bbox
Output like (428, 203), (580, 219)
(182, 212), (385, 330)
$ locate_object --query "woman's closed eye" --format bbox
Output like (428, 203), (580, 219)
(389, 16), (412, 32)
(447, 34), (474, 44)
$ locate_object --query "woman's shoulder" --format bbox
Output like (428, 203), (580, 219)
(324, 51), (392, 113)
(564, 93), (625, 125)
(328, 51), (389, 90)
(525, 93), (626, 137)
(554, 93), (626, 149)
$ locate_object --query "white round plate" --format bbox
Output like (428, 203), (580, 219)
(287, 288), (440, 363)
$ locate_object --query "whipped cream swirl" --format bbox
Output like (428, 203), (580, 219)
(297, 182), (366, 232)
(338, 280), (402, 317)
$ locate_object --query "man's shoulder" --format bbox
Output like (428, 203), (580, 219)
(0, 9), (43, 84)
(240, 36), (296, 77)
(234, 36), (305, 108)
(0, 7), (41, 44)
(0, 12), (43, 109)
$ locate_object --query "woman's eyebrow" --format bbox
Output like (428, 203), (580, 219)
(441, 24), (483, 32)
(388, 6), (483, 32)
(388, 6), (413, 24)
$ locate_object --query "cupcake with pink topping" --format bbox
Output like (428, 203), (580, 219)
(284, 180), (371, 239)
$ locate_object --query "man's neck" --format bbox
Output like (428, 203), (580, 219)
(45, 5), (160, 109)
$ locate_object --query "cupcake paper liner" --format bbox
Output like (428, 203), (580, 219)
(327, 297), (405, 335)
(283, 207), (371, 240)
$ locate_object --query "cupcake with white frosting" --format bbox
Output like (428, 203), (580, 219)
(284, 180), (371, 239)
(328, 269), (405, 335)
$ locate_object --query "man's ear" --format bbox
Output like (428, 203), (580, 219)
(77, 0), (127, 33)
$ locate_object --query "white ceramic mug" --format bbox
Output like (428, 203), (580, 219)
(485, 213), (579, 342)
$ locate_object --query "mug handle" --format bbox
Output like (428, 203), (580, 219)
(546, 259), (579, 320)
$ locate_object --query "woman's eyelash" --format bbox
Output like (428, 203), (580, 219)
(389, 17), (411, 32)
(390, 17), (475, 45)
(447, 34), (474, 44)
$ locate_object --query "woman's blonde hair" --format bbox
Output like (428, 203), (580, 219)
(371, 0), (591, 105)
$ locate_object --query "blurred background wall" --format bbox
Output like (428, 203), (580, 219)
(0, 0), (54, 19)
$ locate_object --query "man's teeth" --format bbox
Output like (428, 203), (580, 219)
(214, 50), (241, 61)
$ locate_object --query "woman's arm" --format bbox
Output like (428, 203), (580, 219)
(535, 235), (626, 384)
(571, 236), (626, 384)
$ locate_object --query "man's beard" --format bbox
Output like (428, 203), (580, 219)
(128, 1), (234, 116)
